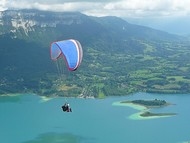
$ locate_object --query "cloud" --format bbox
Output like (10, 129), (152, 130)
(1, 0), (190, 18)
(0, 0), (7, 11)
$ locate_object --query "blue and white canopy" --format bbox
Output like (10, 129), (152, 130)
(50, 39), (83, 71)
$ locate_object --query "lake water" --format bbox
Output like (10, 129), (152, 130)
(0, 92), (190, 143)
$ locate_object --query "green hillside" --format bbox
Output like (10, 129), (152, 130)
(0, 10), (190, 97)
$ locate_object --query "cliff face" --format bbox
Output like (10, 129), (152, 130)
(0, 10), (83, 30)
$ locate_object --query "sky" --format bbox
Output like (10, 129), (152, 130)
(1, 0), (190, 18)
(1, 0), (190, 34)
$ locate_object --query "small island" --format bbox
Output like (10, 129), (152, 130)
(140, 111), (177, 117)
(121, 99), (171, 108)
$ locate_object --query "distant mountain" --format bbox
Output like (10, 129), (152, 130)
(126, 16), (190, 36)
(92, 16), (184, 41)
(0, 9), (184, 44)
(0, 9), (190, 97)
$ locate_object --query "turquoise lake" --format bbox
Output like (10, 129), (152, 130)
(0, 92), (190, 143)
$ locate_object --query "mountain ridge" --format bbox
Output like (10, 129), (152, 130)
(0, 9), (184, 43)
(0, 9), (190, 97)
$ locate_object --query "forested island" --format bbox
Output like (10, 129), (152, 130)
(140, 111), (177, 117)
(120, 99), (170, 108)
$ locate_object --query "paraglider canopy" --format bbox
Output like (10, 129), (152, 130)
(50, 39), (83, 71)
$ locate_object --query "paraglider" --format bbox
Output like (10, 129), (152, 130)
(50, 39), (83, 71)
(50, 39), (83, 112)
(62, 103), (72, 112)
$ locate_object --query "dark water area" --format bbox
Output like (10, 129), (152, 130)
(0, 93), (190, 143)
